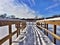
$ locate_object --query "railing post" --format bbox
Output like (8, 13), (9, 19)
(9, 25), (12, 45)
(53, 25), (56, 44)
(16, 22), (20, 37)
(44, 23), (46, 34)
(18, 23), (20, 35)
(15, 24), (18, 37)
(41, 23), (42, 27)
(46, 24), (48, 36)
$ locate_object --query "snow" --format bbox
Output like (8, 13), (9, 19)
(12, 24), (17, 32)
(0, 18), (21, 21)
(0, 25), (9, 39)
(0, 24), (17, 45)
(37, 17), (60, 22)
(12, 22), (54, 45)
(44, 17), (60, 21)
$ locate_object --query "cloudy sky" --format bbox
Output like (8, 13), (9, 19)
(0, 0), (60, 18)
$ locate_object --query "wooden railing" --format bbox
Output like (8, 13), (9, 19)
(0, 19), (26, 45)
(36, 18), (60, 44)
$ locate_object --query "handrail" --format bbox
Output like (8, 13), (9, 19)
(0, 30), (17, 44)
(37, 25), (60, 40)
(0, 19), (26, 45)
(37, 20), (60, 25)
(36, 18), (60, 44)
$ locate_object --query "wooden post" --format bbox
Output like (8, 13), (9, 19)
(19, 27), (20, 35)
(41, 23), (42, 27)
(46, 24), (48, 36)
(9, 25), (12, 45)
(44, 23), (46, 34)
(16, 22), (20, 37)
(17, 24), (19, 37)
(53, 25), (56, 44)
(18, 23), (20, 35)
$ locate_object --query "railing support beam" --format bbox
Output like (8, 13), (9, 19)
(46, 24), (48, 36)
(44, 23), (46, 35)
(53, 25), (56, 44)
(9, 25), (12, 45)
(16, 22), (20, 37)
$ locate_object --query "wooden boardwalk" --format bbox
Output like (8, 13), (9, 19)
(0, 17), (60, 45)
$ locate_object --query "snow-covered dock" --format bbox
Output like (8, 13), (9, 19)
(12, 22), (54, 45)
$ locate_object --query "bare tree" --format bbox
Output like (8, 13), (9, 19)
(10, 15), (15, 18)
(0, 13), (7, 18)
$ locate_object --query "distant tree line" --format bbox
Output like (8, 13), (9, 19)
(45, 15), (60, 19)
(0, 13), (7, 18)
(0, 13), (60, 19)
(36, 15), (60, 19)
(0, 13), (15, 19)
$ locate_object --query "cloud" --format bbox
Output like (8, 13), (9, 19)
(52, 0), (60, 2)
(52, 0), (58, 2)
(28, 0), (35, 6)
(31, 0), (35, 5)
(45, 3), (59, 10)
(0, 0), (36, 18)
